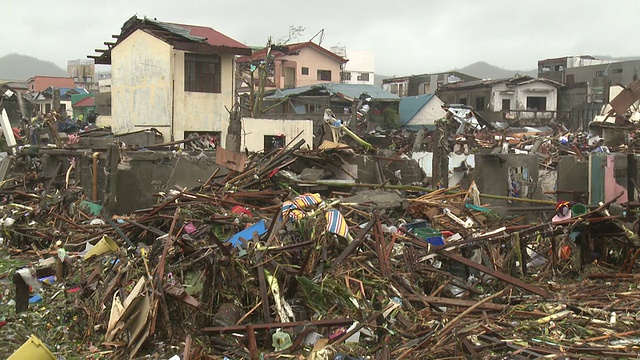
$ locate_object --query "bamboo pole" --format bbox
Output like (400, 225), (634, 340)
(296, 180), (558, 205)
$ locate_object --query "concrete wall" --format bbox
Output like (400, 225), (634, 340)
(172, 51), (235, 145)
(412, 151), (475, 186)
(556, 156), (589, 203)
(589, 154), (629, 206)
(288, 47), (343, 87)
(111, 30), (173, 135)
(474, 154), (542, 213)
(111, 29), (236, 144)
(491, 82), (558, 112)
(566, 60), (640, 88)
(112, 151), (223, 214)
(96, 115), (114, 129)
(342, 50), (375, 85)
(406, 97), (447, 127)
(41, 148), (226, 215)
(240, 118), (314, 152)
(438, 87), (491, 110)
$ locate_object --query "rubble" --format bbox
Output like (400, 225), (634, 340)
(2, 86), (640, 359)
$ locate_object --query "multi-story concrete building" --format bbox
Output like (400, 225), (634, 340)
(90, 15), (251, 143)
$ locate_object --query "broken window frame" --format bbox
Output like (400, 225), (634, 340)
(526, 96), (547, 111)
(264, 134), (286, 151)
(184, 53), (221, 93)
(501, 98), (511, 111)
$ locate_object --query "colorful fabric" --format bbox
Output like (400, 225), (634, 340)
(325, 209), (349, 238)
(281, 194), (323, 222)
(292, 193), (322, 209)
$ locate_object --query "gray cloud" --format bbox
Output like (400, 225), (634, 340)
(3, 0), (639, 75)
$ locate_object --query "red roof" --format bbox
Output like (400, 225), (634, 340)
(237, 41), (347, 64)
(28, 76), (75, 92)
(169, 23), (249, 50)
(73, 96), (95, 108)
(90, 16), (251, 65)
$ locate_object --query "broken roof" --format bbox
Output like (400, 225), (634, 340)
(236, 41), (347, 64)
(264, 83), (400, 102)
(438, 75), (564, 91)
(90, 16), (250, 64)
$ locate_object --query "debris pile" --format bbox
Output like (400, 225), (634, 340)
(0, 133), (640, 359)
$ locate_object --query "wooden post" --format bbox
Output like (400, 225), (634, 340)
(432, 119), (449, 188)
(246, 324), (258, 360)
(13, 272), (29, 313)
(517, 233), (528, 277)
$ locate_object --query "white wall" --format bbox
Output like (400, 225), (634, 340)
(491, 82), (557, 111)
(240, 118), (313, 152)
(411, 151), (475, 186)
(172, 51), (236, 145)
(111, 30), (237, 144)
(342, 50), (375, 85)
(515, 82), (557, 111)
(406, 97), (447, 127)
(111, 30), (173, 136)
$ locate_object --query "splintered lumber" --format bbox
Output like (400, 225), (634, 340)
(403, 294), (507, 311)
(201, 318), (354, 333)
(437, 250), (550, 297)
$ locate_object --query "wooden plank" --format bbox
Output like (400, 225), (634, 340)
(333, 217), (376, 266)
(202, 318), (354, 333)
(216, 147), (247, 172)
(438, 251), (549, 298)
(246, 324), (258, 360)
(255, 233), (272, 323)
(403, 294), (507, 311)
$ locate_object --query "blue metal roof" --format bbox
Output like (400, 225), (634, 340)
(399, 94), (435, 125)
(264, 83), (400, 102)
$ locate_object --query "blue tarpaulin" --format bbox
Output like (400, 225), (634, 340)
(226, 219), (267, 247)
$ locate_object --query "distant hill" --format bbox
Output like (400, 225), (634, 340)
(456, 61), (537, 80)
(0, 54), (67, 81)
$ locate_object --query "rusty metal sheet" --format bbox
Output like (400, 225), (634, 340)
(610, 79), (640, 116)
(216, 147), (247, 172)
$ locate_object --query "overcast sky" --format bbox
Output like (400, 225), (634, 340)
(3, 0), (639, 76)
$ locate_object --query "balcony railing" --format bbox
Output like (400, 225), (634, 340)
(502, 110), (564, 120)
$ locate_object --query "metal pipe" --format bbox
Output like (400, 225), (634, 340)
(92, 152), (100, 202)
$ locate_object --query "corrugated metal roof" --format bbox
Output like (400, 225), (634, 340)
(162, 22), (249, 49)
(91, 16), (250, 65)
(399, 94), (435, 125)
(264, 83), (400, 102)
(237, 41), (346, 64)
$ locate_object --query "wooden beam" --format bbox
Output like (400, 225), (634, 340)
(437, 250), (550, 298)
(202, 318), (354, 333)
